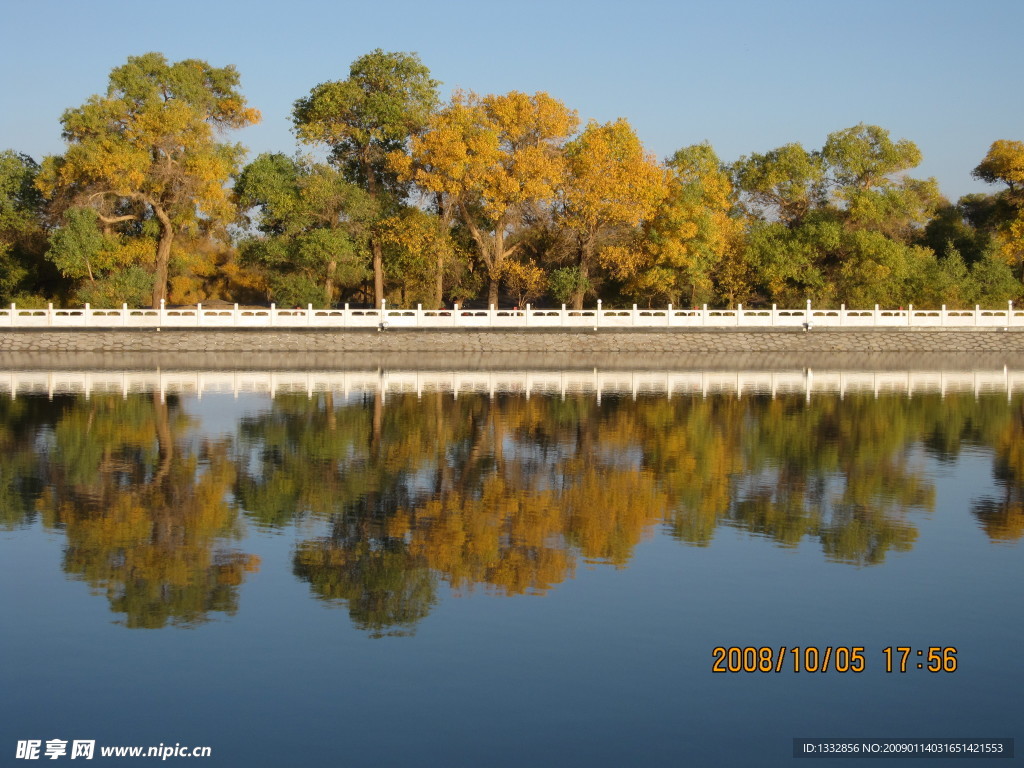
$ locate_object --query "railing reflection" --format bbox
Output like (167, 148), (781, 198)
(2, 366), (1024, 400)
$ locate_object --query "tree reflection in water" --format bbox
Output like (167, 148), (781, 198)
(11, 387), (1024, 633)
(32, 394), (259, 628)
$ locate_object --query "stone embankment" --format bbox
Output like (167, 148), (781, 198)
(2, 328), (1024, 354)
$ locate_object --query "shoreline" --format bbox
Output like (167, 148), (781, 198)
(2, 327), (1024, 356)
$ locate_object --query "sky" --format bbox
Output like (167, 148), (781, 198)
(1, 0), (1021, 202)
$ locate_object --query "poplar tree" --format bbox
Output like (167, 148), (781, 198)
(292, 50), (439, 308)
(38, 53), (259, 307)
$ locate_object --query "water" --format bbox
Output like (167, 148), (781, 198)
(0, 364), (1020, 766)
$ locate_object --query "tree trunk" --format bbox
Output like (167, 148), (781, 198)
(371, 388), (383, 461)
(488, 228), (504, 307)
(363, 154), (385, 309)
(434, 252), (444, 310)
(151, 204), (174, 308)
(571, 234), (593, 310)
(371, 239), (385, 309)
(488, 276), (500, 307)
(571, 261), (589, 310)
(325, 391), (335, 432)
(152, 392), (173, 486)
(325, 259), (336, 307)
(433, 191), (449, 310)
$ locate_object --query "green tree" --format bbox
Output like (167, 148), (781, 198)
(293, 49), (440, 308)
(0, 150), (51, 303)
(735, 125), (942, 306)
(732, 143), (825, 227)
(235, 153), (374, 306)
(37, 52), (259, 307)
(44, 207), (154, 306)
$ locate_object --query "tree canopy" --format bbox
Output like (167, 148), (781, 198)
(0, 50), (1018, 310)
(293, 49), (440, 308)
(37, 52), (259, 307)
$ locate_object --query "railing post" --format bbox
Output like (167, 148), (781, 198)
(490, 303), (495, 327)
(874, 304), (879, 326)
(270, 303), (276, 327)
(632, 303), (637, 327)
(908, 303), (913, 327)
(525, 303), (531, 328)
(235, 303), (240, 327)
(666, 302), (671, 328)
(941, 304), (946, 326)
(975, 304), (980, 326)
(597, 299), (602, 328)
(48, 302), (53, 327)
(197, 302), (202, 328)
(702, 303), (707, 327)
(737, 303), (743, 326)
(840, 303), (845, 327)
(417, 303), (422, 329)
(84, 303), (90, 328)
(805, 298), (812, 327)
(344, 302), (349, 329)
(159, 299), (165, 329)
(772, 303), (777, 327)
(9, 303), (15, 329)
(1010, 300), (1014, 326)
(123, 302), (128, 327)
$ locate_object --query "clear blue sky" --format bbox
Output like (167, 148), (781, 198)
(2, 0), (1020, 201)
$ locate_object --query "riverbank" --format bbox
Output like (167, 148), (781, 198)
(2, 327), (1024, 355)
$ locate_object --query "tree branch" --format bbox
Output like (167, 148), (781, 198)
(95, 212), (138, 225)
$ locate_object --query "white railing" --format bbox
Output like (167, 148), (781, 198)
(1, 300), (1021, 330)
(2, 367), (1022, 401)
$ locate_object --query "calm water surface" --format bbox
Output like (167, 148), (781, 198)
(0, 367), (1020, 766)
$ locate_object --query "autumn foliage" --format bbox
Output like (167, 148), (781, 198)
(0, 50), (1019, 309)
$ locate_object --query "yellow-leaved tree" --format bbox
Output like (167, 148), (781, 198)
(607, 143), (744, 306)
(38, 53), (259, 307)
(973, 139), (1024, 282)
(376, 207), (466, 309)
(557, 118), (667, 308)
(396, 91), (578, 306)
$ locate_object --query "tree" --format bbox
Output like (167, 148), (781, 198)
(822, 124), (922, 190)
(376, 206), (468, 308)
(44, 205), (159, 306)
(235, 153), (374, 306)
(398, 90), (579, 306)
(557, 119), (667, 308)
(499, 258), (546, 307)
(293, 50), (440, 308)
(734, 125), (942, 306)
(973, 140), (1024, 196)
(732, 143), (825, 227)
(36, 394), (259, 628)
(37, 53), (259, 307)
(0, 151), (50, 303)
(973, 140), (1024, 283)
(615, 143), (742, 306)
